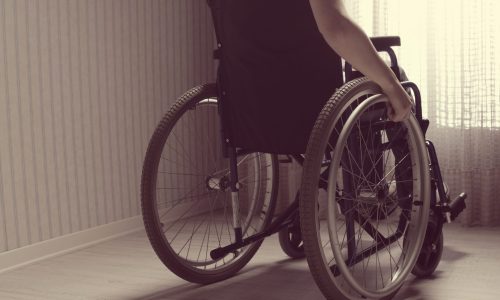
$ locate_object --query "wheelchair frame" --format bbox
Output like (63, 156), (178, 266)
(209, 37), (466, 262)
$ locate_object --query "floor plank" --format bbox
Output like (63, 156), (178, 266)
(0, 223), (499, 300)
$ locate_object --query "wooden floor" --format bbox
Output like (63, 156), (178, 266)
(0, 223), (499, 300)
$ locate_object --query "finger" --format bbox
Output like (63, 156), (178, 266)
(388, 109), (399, 122)
(403, 111), (411, 121)
(386, 103), (394, 118)
(401, 108), (412, 121)
(391, 111), (405, 123)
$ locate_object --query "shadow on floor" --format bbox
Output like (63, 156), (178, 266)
(132, 260), (429, 300)
(134, 244), (470, 300)
(134, 258), (324, 300)
(441, 245), (469, 262)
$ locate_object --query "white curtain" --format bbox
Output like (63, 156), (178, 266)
(345, 0), (500, 225)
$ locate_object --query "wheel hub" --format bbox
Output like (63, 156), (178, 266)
(206, 175), (230, 191)
(376, 183), (390, 202)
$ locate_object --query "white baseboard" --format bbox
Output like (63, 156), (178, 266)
(0, 216), (144, 274)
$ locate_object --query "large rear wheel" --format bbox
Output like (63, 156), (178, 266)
(141, 84), (279, 284)
(300, 78), (430, 299)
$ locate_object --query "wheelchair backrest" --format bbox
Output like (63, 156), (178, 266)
(206, 0), (344, 154)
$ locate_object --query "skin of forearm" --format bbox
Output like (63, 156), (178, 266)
(310, 0), (399, 92)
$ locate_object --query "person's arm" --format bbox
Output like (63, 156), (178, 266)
(309, 0), (412, 122)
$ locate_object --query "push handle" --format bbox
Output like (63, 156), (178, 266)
(345, 36), (401, 81)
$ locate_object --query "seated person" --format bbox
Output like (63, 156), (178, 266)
(210, 0), (411, 154)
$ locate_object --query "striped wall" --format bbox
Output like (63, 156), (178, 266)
(0, 0), (216, 253)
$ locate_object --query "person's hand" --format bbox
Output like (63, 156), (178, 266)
(383, 83), (413, 122)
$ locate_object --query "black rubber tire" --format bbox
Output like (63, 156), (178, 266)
(278, 217), (305, 259)
(141, 84), (279, 284)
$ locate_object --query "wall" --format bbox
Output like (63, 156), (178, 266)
(0, 0), (215, 253)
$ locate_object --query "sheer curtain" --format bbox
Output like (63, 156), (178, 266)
(345, 0), (500, 225)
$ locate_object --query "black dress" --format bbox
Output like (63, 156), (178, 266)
(209, 0), (343, 154)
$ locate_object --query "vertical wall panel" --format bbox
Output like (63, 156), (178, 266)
(120, 0), (132, 219)
(0, 0), (216, 253)
(128, 0), (140, 217)
(68, 0), (85, 231)
(23, 0), (42, 244)
(77, 0), (93, 229)
(27, 0), (47, 242)
(0, 0), (9, 252)
(41, 0), (60, 239)
(94, 0), (109, 226)
(5, 0), (29, 249)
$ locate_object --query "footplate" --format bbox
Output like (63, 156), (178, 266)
(447, 193), (467, 221)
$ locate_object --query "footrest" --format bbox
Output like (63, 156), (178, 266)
(449, 192), (467, 221)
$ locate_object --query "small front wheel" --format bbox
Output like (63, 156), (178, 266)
(412, 212), (444, 278)
(278, 206), (305, 259)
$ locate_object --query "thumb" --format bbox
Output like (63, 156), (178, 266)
(386, 102), (395, 121)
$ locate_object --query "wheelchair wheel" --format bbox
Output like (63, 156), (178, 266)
(278, 194), (305, 259)
(411, 212), (443, 278)
(278, 225), (305, 259)
(141, 84), (279, 284)
(300, 77), (430, 299)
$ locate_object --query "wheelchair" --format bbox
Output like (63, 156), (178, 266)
(140, 5), (467, 300)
